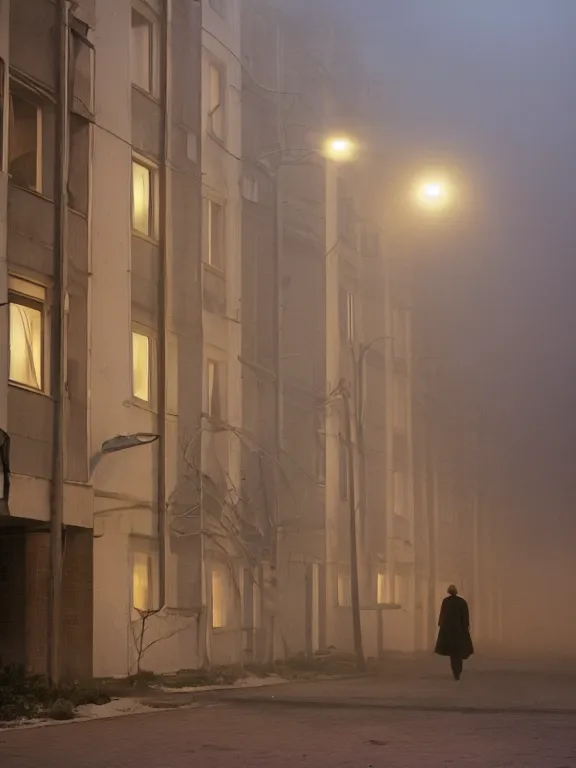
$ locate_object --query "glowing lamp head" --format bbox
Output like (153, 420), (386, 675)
(413, 175), (454, 212)
(323, 135), (357, 162)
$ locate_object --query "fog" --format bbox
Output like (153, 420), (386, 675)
(337, 0), (576, 656)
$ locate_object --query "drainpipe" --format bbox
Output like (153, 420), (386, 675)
(49, 0), (71, 685)
(156, 0), (171, 610)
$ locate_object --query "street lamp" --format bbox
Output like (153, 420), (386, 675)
(413, 175), (454, 213)
(89, 432), (159, 476)
(322, 135), (358, 163)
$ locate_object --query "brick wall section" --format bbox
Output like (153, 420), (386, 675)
(60, 528), (93, 681)
(0, 533), (26, 666)
(25, 531), (50, 675)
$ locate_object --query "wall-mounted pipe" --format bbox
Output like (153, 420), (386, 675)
(156, 0), (172, 610)
(48, 0), (71, 685)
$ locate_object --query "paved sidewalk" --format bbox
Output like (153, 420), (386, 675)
(140, 661), (576, 714)
(1, 699), (575, 767)
(2, 664), (576, 767)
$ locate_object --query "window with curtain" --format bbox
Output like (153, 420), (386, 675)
(132, 330), (151, 402)
(132, 159), (153, 237)
(9, 279), (45, 390)
(132, 551), (152, 612)
(212, 567), (228, 628)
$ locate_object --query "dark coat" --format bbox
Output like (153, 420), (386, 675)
(434, 595), (474, 659)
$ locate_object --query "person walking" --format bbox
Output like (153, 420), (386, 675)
(434, 584), (474, 680)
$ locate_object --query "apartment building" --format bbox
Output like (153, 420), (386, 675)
(0, 0), (419, 679)
(0, 0), (204, 680)
(240, 0), (418, 660)
(199, 0), (247, 666)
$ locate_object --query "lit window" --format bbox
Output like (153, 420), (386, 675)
(9, 91), (42, 192)
(208, 63), (224, 140)
(131, 9), (153, 93)
(206, 359), (222, 419)
(205, 199), (224, 270)
(9, 278), (45, 391)
(377, 572), (389, 604)
(337, 564), (351, 607)
(346, 292), (355, 343)
(132, 331), (151, 402)
(133, 552), (152, 612)
(132, 159), (154, 237)
(212, 567), (228, 628)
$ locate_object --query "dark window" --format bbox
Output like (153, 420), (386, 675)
(8, 90), (41, 192)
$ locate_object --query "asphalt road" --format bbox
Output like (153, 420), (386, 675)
(2, 669), (576, 767)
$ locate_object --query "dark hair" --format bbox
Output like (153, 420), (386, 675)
(447, 584), (458, 596)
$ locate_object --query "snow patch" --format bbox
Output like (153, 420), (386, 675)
(155, 673), (287, 694)
(76, 697), (155, 720)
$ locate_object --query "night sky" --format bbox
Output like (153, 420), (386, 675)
(336, 0), (576, 650)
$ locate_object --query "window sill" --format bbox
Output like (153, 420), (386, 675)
(8, 182), (53, 204)
(131, 83), (161, 106)
(8, 381), (50, 399)
(132, 229), (160, 246)
(131, 397), (157, 414)
(203, 262), (226, 277)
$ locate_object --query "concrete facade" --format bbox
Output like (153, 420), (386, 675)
(0, 0), (421, 680)
(240, 0), (418, 662)
(0, 0), (205, 679)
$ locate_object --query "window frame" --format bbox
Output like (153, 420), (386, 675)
(377, 571), (389, 605)
(131, 155), (158, 240)
(346, 291), (355, 344)
(206, 358), (223, 420)
(337, 563), (351, 607)
(8, 88), (43, 194)
(130, 541), (159, 619)
(204, 197), (225, 272)
(8, 276), (47, 394)
(130, 5), (157, 97)
(207, 60), (226, 143)
(211, 564), (229, 630)
(132, 550), (153, 613)
(131, 325), (156, 408)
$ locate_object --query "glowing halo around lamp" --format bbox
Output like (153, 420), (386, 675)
(413, 175), (455, 213)
(322, 135), (358, 163)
